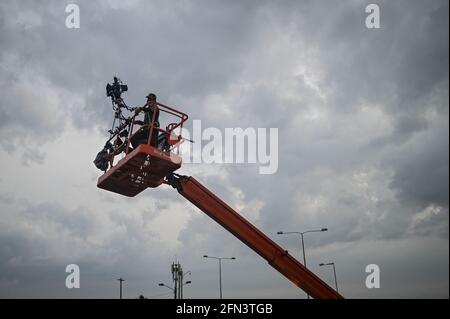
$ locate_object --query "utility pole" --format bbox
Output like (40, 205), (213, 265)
(171, 262), (177, 299)
(179, 267), (184, 299)
(117, 277), (125, 299)
(172, 262), (184, 299)
(160, 262), (191, 299)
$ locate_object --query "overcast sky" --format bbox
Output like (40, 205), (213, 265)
(0, 0), (448, 299)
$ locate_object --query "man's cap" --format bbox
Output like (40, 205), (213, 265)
(146, 93), (157, 100)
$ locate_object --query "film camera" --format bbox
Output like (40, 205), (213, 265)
(106, 76), (128, 101)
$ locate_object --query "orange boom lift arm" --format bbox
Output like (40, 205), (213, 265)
(165, 173), (343, 299)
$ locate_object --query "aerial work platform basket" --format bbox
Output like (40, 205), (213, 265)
(96, 100), (188, 197)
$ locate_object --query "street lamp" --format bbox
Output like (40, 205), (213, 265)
(319, 262), (339, 292)
(277, 228), (328, 299)
(158, 281), (192, 299)
(203, 255), (236, 299)
(117, 277), (125, 299)
(158, 282), (173, 290)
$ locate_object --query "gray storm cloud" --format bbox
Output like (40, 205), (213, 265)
(0, 0), (448, 298)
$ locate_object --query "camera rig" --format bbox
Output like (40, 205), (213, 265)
(106, 76), (128, 101)
(94, 76), (134, 171)
(105, 76), (135, 137)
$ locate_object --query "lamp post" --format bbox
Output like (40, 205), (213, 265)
(203, 255), (236, 299)
(158, 281), (191, 299)
(117, 277), (125, 299)
(319, 262), (338, 292)
(277, 228), (328, 299)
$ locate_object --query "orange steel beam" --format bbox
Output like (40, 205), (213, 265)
(167, 174), (344, 299)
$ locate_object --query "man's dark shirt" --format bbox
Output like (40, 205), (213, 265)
(144, 104), (160, 128)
